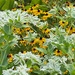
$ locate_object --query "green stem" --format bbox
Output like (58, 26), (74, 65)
(0, 66), (2, 75)
(1, 49), (7, 65)
(0, 44), (9, 75)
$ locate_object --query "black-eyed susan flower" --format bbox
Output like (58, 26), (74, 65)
(32, 9), (43, 16)
(40, 45), (48, 49)
(59, 20), (68, 27)
(66, 27), (75, 34)
(39, 37), (46, 46)
(54, 49), (62, 56)
(38, 52), (44, 57)
(42, 28), (50, 34)
(21, 51), (27, 54)
(42, 15), (48, 20)
(20, 40), (27, 46)
(30, 40), (35, 46)
(32, 47), (38, 53)
(66, 26), (72, 34)
(34, 38), (40, 44)
(42, 12), (52, 20)
(72, 28), (75, 33)
(13, 27), (21, 34)
(7, 54), (13, 63)
(27, 7), (33, 13)
(39, 37), (46, 42)
(66, 1), (71, 7)
(32, 4), (39, 9)
(12, 8), (17, 11)
(66, 2), (73, 8)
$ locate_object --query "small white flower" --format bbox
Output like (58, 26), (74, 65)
(13, 52), (41, 65)
(2, 65), (29, 75)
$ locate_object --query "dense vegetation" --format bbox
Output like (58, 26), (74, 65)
(0, 0), (75, 75)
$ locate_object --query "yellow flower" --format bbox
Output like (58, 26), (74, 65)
(66, 27), (75, 34)
(63, 70), (68, 74)
(59, 20), (68, 27)
(72, 48), (74, 51)
(32, 9), (43, 16)
(12, 8), (16, 11)
(13, 27), (21, 34)
(40, 45), (47, 49)
(43, 28), (50, 34)
(30, 40), (35, 46)
(66, 2), (73, 8)
(40, 37), (46, 42)
(39, 37), (46, 46)
(34, 38), (40, 44)
(7, 54), (13, 63)
(42, 16), (48, 20)
(42, 13), (52, 20)
(54, 49), (62, 56)
(7, 54), (13, 58)
(8, 58), (13, 63)
(20, 40), (27, 46)
(66, 26), (71, 34)
(21, 51), (27, 54)
(32, 4), (39, 9)
(66, 26), (72, 34)
(27, 7), (33, 13)
(38, 52), (44, 57)
(72, 28), (75, 33)
(32, 47), (38, 53)
(24, 27), (33, 32)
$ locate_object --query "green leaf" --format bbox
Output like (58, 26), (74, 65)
(71, 8), (75, 18)
(42, 25), (48, 30)
(3, 25), (11, 35)
(26, 59), (32, 68)
(1, 51), (8, 66)
(49, 8), (57, 14)
(38, 5), (48, 11)
(47, 43), (54, 55)
(14, 20), (23, 28)
(63, 7), (70, 12)
(31, 0), (41, 4)
(9, 19), (13, 23)
(2, 0), (10, 10)
(32, 64), (40, 70)
(8, 0), (14, 9)
(0, 65), (2, 75)
(0, 0), (6, 10)
(36, 47), (47, 54)
(0, 36), (4, 43)
(71, 70), (75, 75)
(2, 0), (14, 10)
